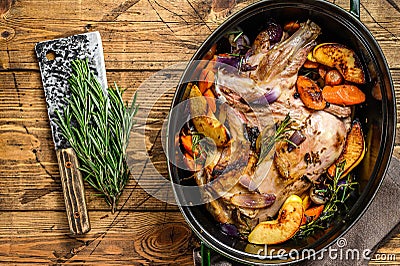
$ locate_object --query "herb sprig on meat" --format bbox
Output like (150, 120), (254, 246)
(258, 114), (296, 165)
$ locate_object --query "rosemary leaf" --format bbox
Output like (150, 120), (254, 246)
(55, 58), (137, 213)
(294, 161), (358, 240)
(257, 114), (294, 165)
(233, 31), (244, 42)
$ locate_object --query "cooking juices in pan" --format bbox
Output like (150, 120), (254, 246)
(176, 19), (368, 245)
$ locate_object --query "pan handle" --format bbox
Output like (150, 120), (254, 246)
(201, 242), (211, 266)
(57, 148), (91, 234)
(350, 0), (360, 19)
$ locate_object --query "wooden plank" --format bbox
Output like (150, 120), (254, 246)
(0, 175), (179, 212)
(2, 25), (400, 70)
(6, 0), (205, 23)
(373, 235), (400, 264)
(0, 211), (196, 264)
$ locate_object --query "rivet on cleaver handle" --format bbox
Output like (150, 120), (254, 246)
(56, 148), (90, 234)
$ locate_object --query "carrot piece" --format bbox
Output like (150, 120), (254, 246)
(203, 43), (217, 60)
(325, 69), (344, 86)
(198, 70), (213, 93)
(301, 205), (325, 225)
(322, 85), (365, 105)
(180, 134), (193, 156)
(203, 88), (216, 98)
(303, 60), (319, 69)
(198, 61), (215, 94)
(203, 89), (217, 113)
(296, 76), (326, 110)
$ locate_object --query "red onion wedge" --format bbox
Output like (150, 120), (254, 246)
(231, 193), (276, 209)
(287, 130), (306, 152)
(220, 223), (239, 237)
(216, 55), (240, 69)
(251, 87), (281, 105)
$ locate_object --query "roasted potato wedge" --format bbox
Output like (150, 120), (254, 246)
(189, 84), (229, 147)
(189, 83), (207, 115)
(327, 121), (365, 178)
(191, 116), (229, 147)
(307, 51), (317, 62)
(302, 195), (311, 210)
(313, 43), (365, 84)
(248, 195), (304, 245)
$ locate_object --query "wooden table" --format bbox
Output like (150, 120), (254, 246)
(0, 0), (399, 264)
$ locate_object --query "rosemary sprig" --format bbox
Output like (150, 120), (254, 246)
(294, 161), (359, 239)
(257, 114), (295, 165)
(191, 132), (216, 171)
(192, 133), (201, 171)
(233, 31), (244, 42)
(56, 59), (138, 213)
(192, 133), (201, 156)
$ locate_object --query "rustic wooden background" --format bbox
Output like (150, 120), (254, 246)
(0, 0), (399, 264)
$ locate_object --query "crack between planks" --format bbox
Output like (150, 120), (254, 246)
(185, 0), (213, 33)
(386, 0), (400, 14)
(153, 1), (189, 24)
(147, 0), (175, 35)
(22, 124), (56, 180)
(101, 0), (141, 22)
(361, 2), (399, 41)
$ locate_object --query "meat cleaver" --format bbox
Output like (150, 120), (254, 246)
(35, 31), (108, 234)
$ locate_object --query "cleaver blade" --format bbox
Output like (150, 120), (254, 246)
(35, 31), (107, 235)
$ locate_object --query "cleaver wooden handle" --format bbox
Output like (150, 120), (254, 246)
(56, 148), (90, 234)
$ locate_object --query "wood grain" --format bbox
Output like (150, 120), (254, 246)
(0, 0), (399, 264)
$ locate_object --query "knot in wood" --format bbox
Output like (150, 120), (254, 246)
(134, 223), (193, 261)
